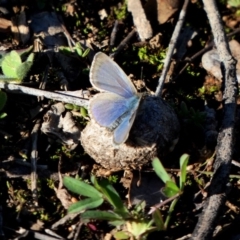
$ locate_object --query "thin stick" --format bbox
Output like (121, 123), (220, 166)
(155, 0), (190, 97)
(174, 27), (240, 81)
(110, 20), (119, 49)
(110, 28), (136, 59)
(148, 193), (181, 215)
(191, 1), (238, 239)
(0, 83), (89, 108)
(31, 119), (41, 207)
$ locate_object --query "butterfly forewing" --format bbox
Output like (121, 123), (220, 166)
(90, 52), (137, 98)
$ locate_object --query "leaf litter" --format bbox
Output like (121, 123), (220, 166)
(0, 0), (240, 239)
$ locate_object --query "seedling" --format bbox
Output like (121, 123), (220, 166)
(0, 49), (34, 83)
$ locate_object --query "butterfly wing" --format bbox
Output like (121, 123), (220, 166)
(89, 92), (132, 130)
(90, 52), (137, 98)
(113, 97), (141, 145)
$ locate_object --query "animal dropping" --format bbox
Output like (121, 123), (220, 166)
(81, 52), (180, 170)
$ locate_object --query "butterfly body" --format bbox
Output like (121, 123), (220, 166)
(89, 52), (141, 145)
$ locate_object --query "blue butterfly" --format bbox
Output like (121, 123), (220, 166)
(89, 52), (142, 145)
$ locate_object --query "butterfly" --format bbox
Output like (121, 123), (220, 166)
(89, 52), (142, 145)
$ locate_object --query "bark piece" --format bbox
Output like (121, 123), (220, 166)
(128, 0), (153, 41)
(202, 40), (240, 83)
(41, 102), (81, 150)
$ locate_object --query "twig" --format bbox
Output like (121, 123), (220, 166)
(148, 193), (181, 214)
(110, 20), (119, 50)
(31, 119), (41, 207)
(13, 229), (63, 240)
(191, 1), (238, 239)
(155, 0), (190, 97)
(45, 229), (65, 239)
(73, 222), (83, 240)
(51, 213), (79, 229)
(0, 83), (89, 108)
(1, 158), (47, 169)
(174, 27), (240, 81)
(110, 28), (136, 59)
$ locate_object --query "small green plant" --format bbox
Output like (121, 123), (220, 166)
(59, 43), (90, 58)
(63, 176), (164, 240)
(138, 46), (166, 72)
(228, 0), (240, 7)
(198, 85), (220, 99)
(186, 65), (200, 77)
(114, 0), (128, 20)
(152, 154), (189, 228)
(64, 154), (190, 239)
(0, 49), (34, 83)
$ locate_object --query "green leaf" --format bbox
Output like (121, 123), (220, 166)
(64, 103), (74, 110)
(152, 158), (171, 183)
(63, 176), (102, 198)
(179, 154), (189, 190)
(18, 45), (33, 60)
(26, 52), (34, 62)
(0, 112), (7, 119)
(75, 46), (83, 57)
(2, 51), (22, 78)
(108, 220), (126, 226)
(127, 220), (154, 237)
(0, 75), (21, 83)
(68, 197), (103, 214)
(82, 48), (90, 58)
(152, 209), (165, 230)
(162, 181), (180, 198)
(81, 210), (123, 221)
(80, 107), (88, 117)
(97, 179), (129, 215)
(73, 104), (80, 111)
(16, 61), (33, 80)
(0, 91), (7, 111)
(113, 231), (130, 239)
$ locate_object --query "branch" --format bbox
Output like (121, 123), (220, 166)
(191, 1), (238, 239)
(155, 0), (189, 97)
(0, 83), (89, 108)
